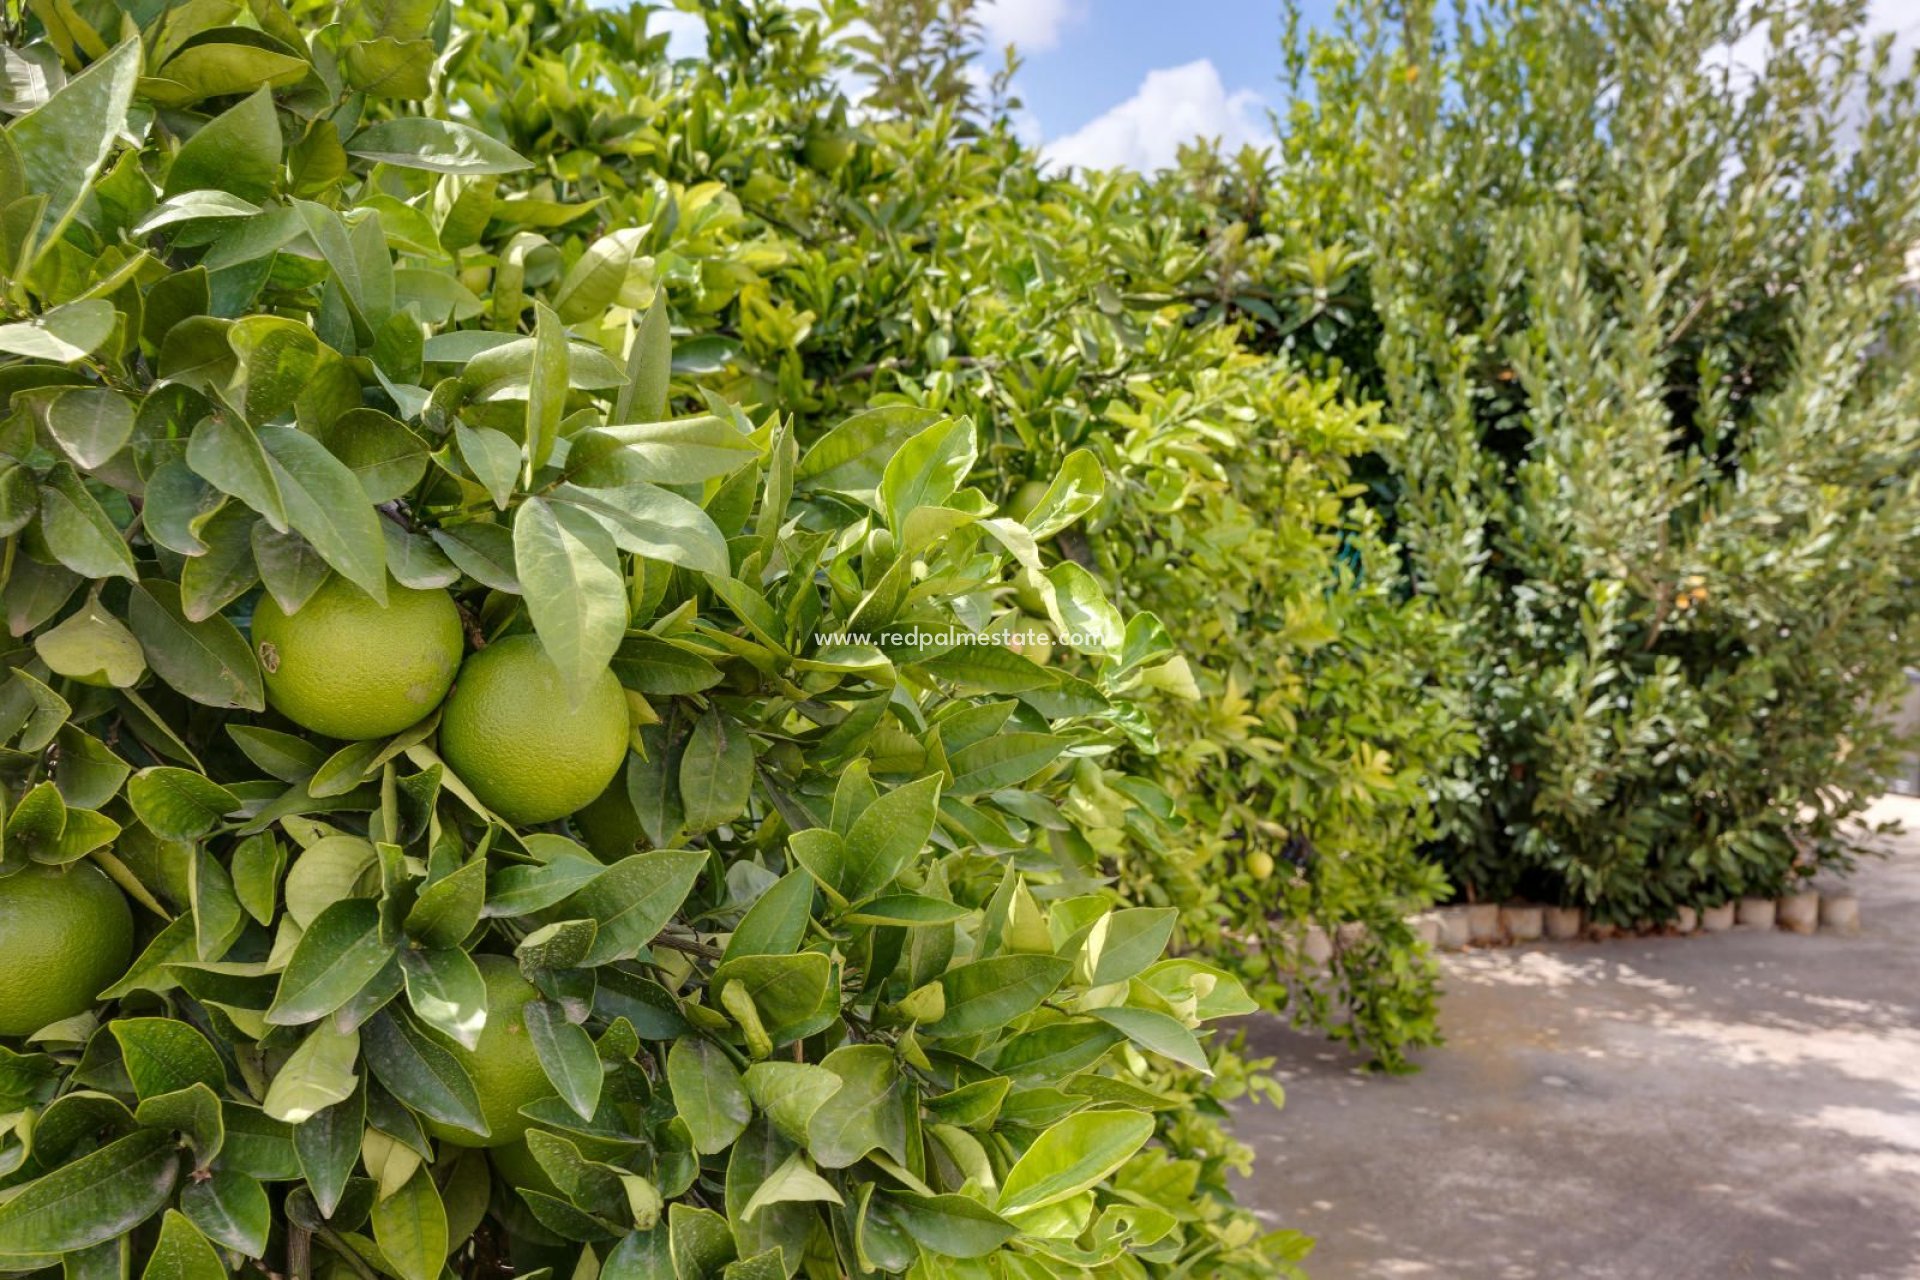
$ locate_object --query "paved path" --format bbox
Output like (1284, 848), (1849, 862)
(1230, 795), (1920, 1280)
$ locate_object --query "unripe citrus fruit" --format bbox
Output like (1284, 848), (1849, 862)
(252, 576), (463, 741)
(423, 955), (554, 1148)
(438, 635), (629, 825)
(489, 1137), (561, 1197)
(1006, 479), (1051, 522)
(573, 768), (643, 862)
(1247, 851), (1276, 881)
(0, 862), (133, 1037)
(1006, 616), (1054, 666)
(1011, 567), (1051, 616)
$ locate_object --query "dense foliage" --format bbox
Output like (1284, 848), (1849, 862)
(0, 1), (1307, 1274)
(1262, 0), (1920, 919)
(434, 0), (1463, 1066)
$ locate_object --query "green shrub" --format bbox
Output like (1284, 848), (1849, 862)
(1280, 0), (1920, 916)
(489, 0), (1466, 1068)
(0, 4), (1306, 1275)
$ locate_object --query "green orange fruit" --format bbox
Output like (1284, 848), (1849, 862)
(489, 1138), (561, 1197)
(438, 635), (629, 826)
(573, 765), (644, 862)
(1005, 479), (1051, 522)
(251, 576), (463, 741)
(0, 862), (133, 1037)
(423, 955), (554, 1148)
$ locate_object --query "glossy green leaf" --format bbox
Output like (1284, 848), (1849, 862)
(995, 1110), (1155, 1215)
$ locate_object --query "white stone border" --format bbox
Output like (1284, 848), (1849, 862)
(1415, 886), (1862, 951)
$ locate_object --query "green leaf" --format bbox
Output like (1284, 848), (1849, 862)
(149, 34), (308, 107)
(360, 1010), (486, 1136)
(926, 956), (1070, 1038)
(553, 228), (645, 323)
(293, 1085), (362, 1219)
(551, 481), (730, 576)
(1090, 1006), (1210, 1074)
(524, 300), (568, 477)
(609, 635), (723, 696)
(513, 495), (626, 706)
(561, 848), (705, 968)
(0, 300), (115, 362)
(431, 521), (519, 592)
(741, 1062), (839, 1145)
(575, 417), (759, 484)
(7, 38), (139, 260)
(667, 1038), (749, 1156)
(38, 463), (136, 581)
(250, 523), (330, 614)
(134, 1084), (225, 1171)
(110, 1018), (224, 1100)
(127, 580), (266, 711)
(34, 599), (145, 688)
(879, 415), (975, 532)
(707, 953), (831, 1035)
(721, 870), (813, 963)
(1140, 959), (1258, 1020)
(453, 420), (519, 510)
(840, 774), (941, 901)
(1043, 561), (1124, 660)
(127, 768), (240, 840)
(400, 947), (486, 1050)
(614, 291), (672, 424)
(739, 1149), (842, 1221)
(231, 307), (323, 413)
(1020, 448), (1105, 539)
(886, 1192), (1017, 1259)
(993, 1022), (1123, 1081)
(995, 1110), (1155, 1216)
(163, 87), (280, 204)
(797, 405), (943, 492)
(843, 895), (970, 926)
(256, 424), (388, 603)
(186, 416), (285, 533)
(806, 1044), (911, 1170)
(140, 1209), (225, 1280)
(403, 856), (485, 948)
(312, 408), (429, 504)
(179, 1168), (270, 1258)
(347, 118), (532, 174)
(40, 387), (134, 470)
(523, 999), (603, 1121)
(1085, 907), (1178, 987)
(266, 898), (394, 1025)
(947, 732), (1066, 795)
(0, 1128), (177, 1254)
(483, 852), (602, 918)
(669, 1204), (736, 1279)
(679, 709), (752, 835)
(192, 843), (246, 959)
(370, 1167), (448, 1280)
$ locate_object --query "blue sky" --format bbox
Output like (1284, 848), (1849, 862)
(650, 0), (1919, 172)
(973, 0), (1325, 168)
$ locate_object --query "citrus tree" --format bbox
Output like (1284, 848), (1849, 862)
(0, 6), (1302, 1277)
(433, 0), (1464, 1068)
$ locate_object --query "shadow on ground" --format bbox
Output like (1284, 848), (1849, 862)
(1229, 795), (1920, 1280)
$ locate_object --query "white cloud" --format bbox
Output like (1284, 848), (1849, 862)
(976, 0), (1086, 54)
(1041, 60), (1270, 173)
(647, 5), (707, 60)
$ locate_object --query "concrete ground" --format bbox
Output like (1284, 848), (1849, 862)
(1231, 795), (1920, 1280)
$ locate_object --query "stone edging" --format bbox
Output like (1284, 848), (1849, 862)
(1410, 886), (1861, 951)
